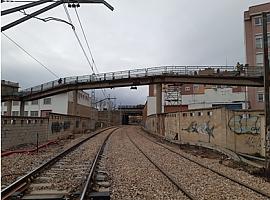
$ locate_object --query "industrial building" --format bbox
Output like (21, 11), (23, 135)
(146, 84), (247, 116)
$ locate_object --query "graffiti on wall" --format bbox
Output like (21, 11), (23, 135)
(51, 121), (71, 133)
(228, 115), (260, 135)
(244, 136), (261, 151)
(166, 131), (179, 140)
(182, 121), (214, 138)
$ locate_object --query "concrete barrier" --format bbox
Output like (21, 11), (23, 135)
(1, 113), (96, 151)
(145, 107), (265, 157)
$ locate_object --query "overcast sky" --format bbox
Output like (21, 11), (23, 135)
(1, 0), (269, 105)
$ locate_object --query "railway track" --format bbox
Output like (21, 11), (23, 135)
(130, 129), (270, 200)
(1, 127), (118, 200)
(126, 133), (195, 200)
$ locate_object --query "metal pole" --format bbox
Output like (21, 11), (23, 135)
(1, 0), (113, 31)
(1, 1), (62, 32)
(1, 0), (113, 16)
(1, 0), (53, 16)
(262, 12), (270, 179)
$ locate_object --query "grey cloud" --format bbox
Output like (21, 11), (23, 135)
(1, 0), (269, 104)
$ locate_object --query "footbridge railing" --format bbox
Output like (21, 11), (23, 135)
(20, 65), (263, 96)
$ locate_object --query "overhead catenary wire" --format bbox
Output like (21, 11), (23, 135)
(2, 32), (59, 79)
(73, 6), (108, 98)
(63, 3), (109, 103)
(62, 3), (94, 73)
(74, 7), (99, 74)
(19, 9), (75, 29)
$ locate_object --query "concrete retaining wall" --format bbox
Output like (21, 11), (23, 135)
(145, 107), (265, 156)
(1, 116), (49, 150)
(1, 113), (95, 151)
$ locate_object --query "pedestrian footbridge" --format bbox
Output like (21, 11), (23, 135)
(1, 65), (264, 102)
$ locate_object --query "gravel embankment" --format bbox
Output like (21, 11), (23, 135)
(137, 127), (270, 197)
(105, 128), (190, 200)
(1, 132), (95, 187)
(128, 126), (269, 200)
(26, 130), (112, 193)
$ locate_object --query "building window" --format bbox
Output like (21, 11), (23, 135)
(255, 35), (263, 49)
(12, 101), (19, 106)
(43, 98), (51, 105)
(183, 113), (187, 117)
(268, 14), (270, 23)
(256, 33), (270, 48)
(257, 93), (264, 102)
(254, 17), (262, 26)
(198, 112), (203, 116)
(24, 111), (28, 116)
(256, 53), (264, 66)
(31, 100), (39, 105)
(185, 87), (191, 91)
(207, 111), (213, 116)
(30, 111), (39, 117)
(256, 52), (270, 66)
(12, 111), (19, 116)
(190, 113), (194, 117)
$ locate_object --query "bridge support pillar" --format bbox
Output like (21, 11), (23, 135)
(20, 101), (25, 116)
(73, 90), (78, 116)
(6, 101), (12, 116)
(156, 84), (162, 114)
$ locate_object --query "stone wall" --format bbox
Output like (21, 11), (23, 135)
(145, 107), (265, 156)
(1, 113), (96, 151)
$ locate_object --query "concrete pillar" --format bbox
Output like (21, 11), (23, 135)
(156, 84), (162, 114)
(6, 101), (12, 116)
(73, 90), (78, 116)
(20, 101), (25, 116)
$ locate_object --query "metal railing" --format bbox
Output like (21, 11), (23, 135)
(19, 65), (263, 97)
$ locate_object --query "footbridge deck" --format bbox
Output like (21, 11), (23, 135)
(2, 66), (264, 102)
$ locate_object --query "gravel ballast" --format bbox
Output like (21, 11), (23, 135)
(128, 126), (269, 200)
(105, 128), (190, 200)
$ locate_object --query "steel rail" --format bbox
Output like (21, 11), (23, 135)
(1, 126), (116, 200)
(139, 129), (270, 199)
(79, 128), (118, 199)
(126, 133), (196, 200)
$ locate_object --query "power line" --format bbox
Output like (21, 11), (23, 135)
(2, 32), (59, 79)
(63, 3), (108, 100)
(62, 3), (95, 73)
(73, 7), (108, 98)
(74, 7), (99, 74)
(19, 9), (75, 29)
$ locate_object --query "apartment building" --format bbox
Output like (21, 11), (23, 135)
(1, 90), (95, 118)
(244, 2), (270, 109)
(146, 84), (247, 115)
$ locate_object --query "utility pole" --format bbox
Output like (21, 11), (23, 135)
(1, 0), (114, 31)
(262, 12), (270, 179)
